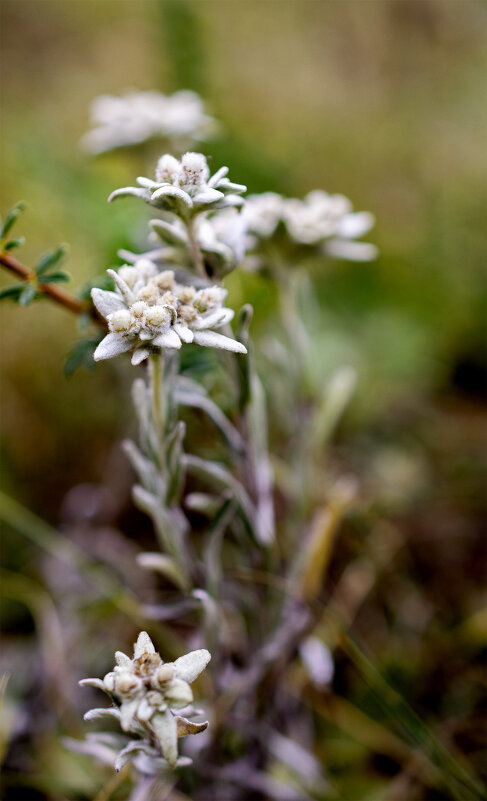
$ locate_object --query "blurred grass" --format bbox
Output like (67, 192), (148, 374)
(0, 0), (486, 798)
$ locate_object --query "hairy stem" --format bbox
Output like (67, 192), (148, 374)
(185, 218), (207, 279)
(0, 250), (102, 324)
(150, 352), (164, 446)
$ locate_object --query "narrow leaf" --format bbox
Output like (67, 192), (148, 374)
(36, 245), (67, 277)
(1, 202), (25, 239)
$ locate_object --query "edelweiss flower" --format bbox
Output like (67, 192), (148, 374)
(282, 190), (377, 259)
(80, 90), (217, 155)
(80, 632), (211, 767)
(92, 260), (247, 364)
(241, 190), (377, 262)
(243, 192), (285, 244)
(108, 152), (246, 217)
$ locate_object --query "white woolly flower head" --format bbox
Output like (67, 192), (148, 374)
(108, 152), (246, 216)
(91, 263), (247, 365)
(178, 152), (210, 187)
(80, 631), (211, 768)
(155, 154), (180, 184)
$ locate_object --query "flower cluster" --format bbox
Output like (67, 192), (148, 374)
(80, 632), (211, 767)
(92, 260), (247, 364)
(109, 152), (246, 218)
(242, 189), (377, 261)
(80, 90), (217, 154)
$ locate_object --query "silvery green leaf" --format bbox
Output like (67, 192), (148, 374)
(151, 185), (193, 208)
(165, 421), (186, 504)
(106, 268), (133, 304)
(120, 699), (139, 731)
(192, 308), (234, 330)
(93, 333), (133, 361)
(247, 372), (275, 545)
(131, 347), (150, 365)
(175, 389), (244, 453)
(108, 186), (151, 203)
(115, 651), (132, 667)
(192, 589), (220, 634)
(136, 176), (160, 190)
(151, 709), (178, 767)
(84, 707), (121, 722)
(150, 218), (188, 246)
(175, 716), (208, 737)
(185, 492), (220, 515)
(133, 485), (183, 557)
(79, 677), (107, 691)
(173, 323), (194, 343)
(90, 288), (125, 318)
(193, 330), (247, 354)
(217, 178), (247, 194)
(207, 166), (228, 188)
(174, 648), (211, 680)
(310, 366), (357, 454)
(183, 454), (257, 534)
(152, 329), (182, 350)
(176, 375), (207, 396)
(132, 378), (158, 456)
(122, 439), (158, 492)
(164, 678), (193, 708)
(114, 740), (155, 772)
(192, 187), (224, 206)
(335, 211), (375, 239)
(63, 735), (118, 767)
(133, 752), (192, 773)
(204, 495), (236, 597)
(134, 630), (156, 658)
(136, 552), (190, 592)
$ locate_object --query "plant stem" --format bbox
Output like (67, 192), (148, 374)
(150, 352), (164, 445)
(185, 218), (207, 279)
(0, 250), (102, 324)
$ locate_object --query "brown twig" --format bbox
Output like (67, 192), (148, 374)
(0, 250), (103, 325)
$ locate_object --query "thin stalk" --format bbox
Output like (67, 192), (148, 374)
(185, 218), (207, 279)
(150, 352), (164, 447)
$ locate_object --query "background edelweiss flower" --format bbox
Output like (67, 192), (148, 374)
(80, 632), (211, 768)
(241, 190), (377, 262)
(91, 261), (247, 364)
(108, 152), (246, 216)
(243, 192), (285, 243)
(282, 190), (377, 257)
(80, 90), (217, 154)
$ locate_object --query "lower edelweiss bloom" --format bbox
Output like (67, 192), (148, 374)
(80, 631), (211, 768)
(91, 261), (247, 364)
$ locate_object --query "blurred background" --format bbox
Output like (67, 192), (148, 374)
(1, 1), (486, 799)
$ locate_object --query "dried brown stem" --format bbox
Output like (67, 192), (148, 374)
(0, 250), (103, 325)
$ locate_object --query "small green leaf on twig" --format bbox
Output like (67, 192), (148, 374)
(1, 202), (26, 240)
(0, 283), (26, 302)
(64, 337), (100, 377)
(18, 284), (37, 306)
(4, 237), (26, 251)
(39, 271), (70, 284)
(35, 245), (68, 277)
